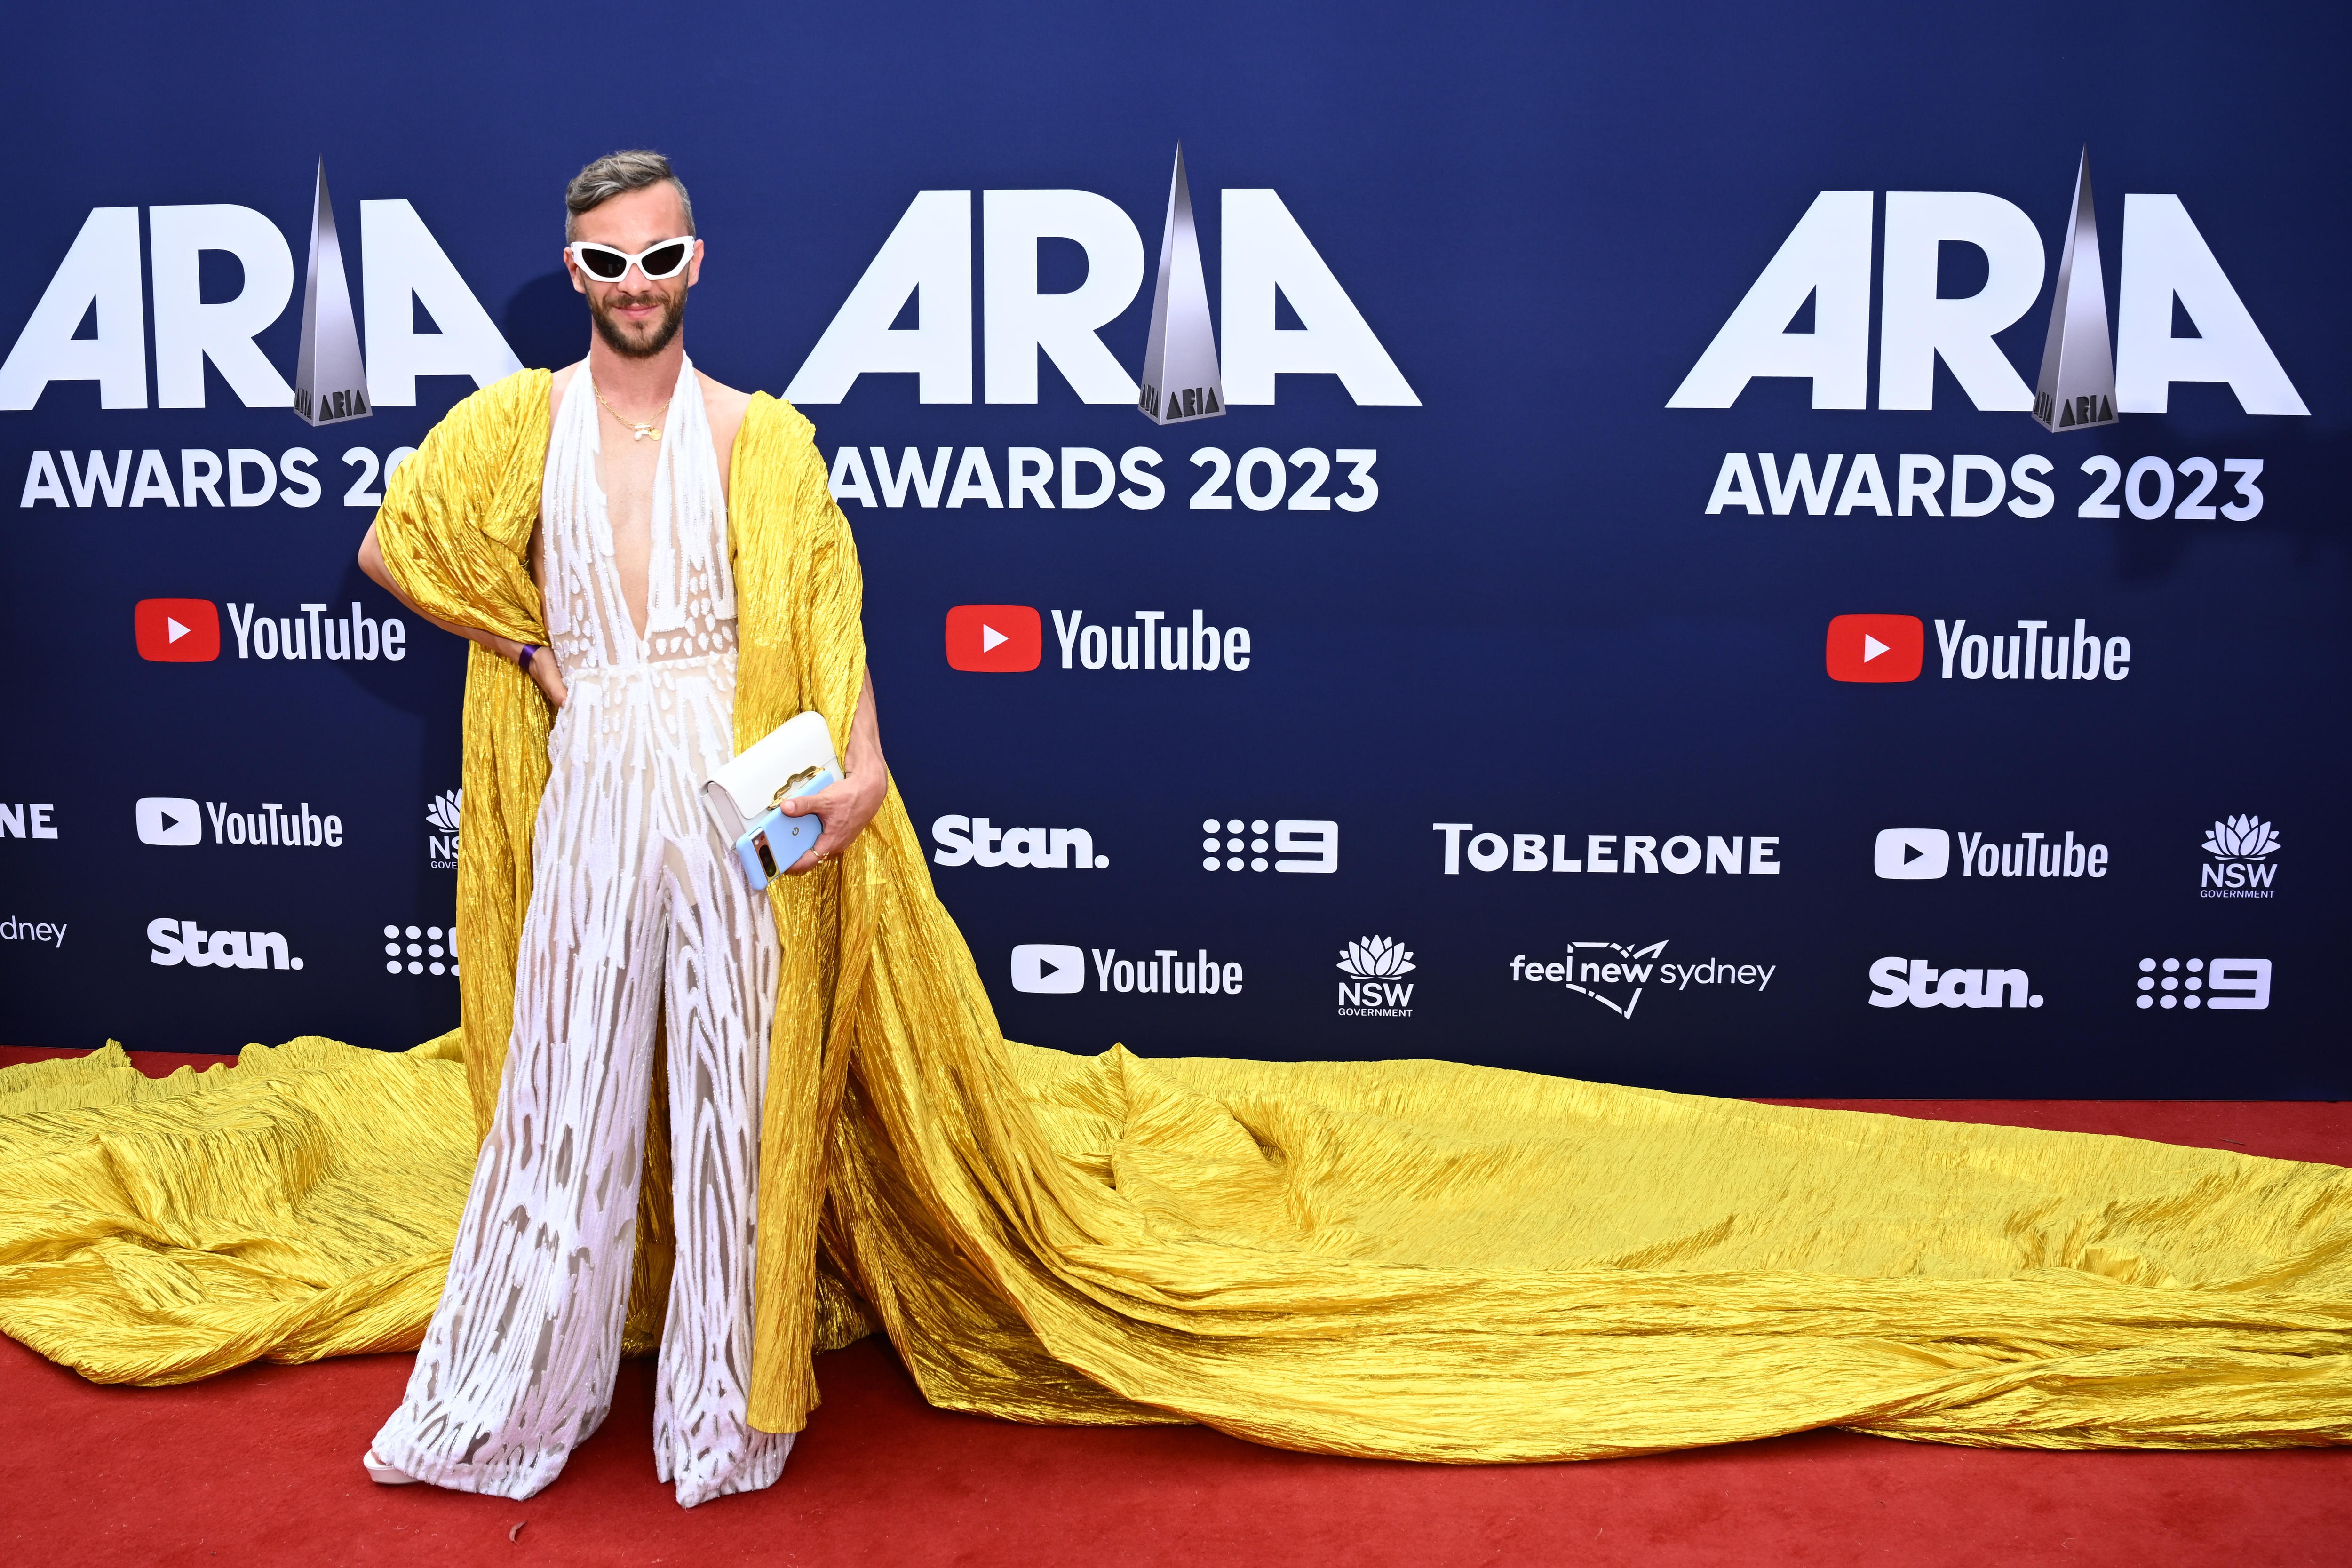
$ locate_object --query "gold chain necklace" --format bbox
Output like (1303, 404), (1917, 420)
(592, 381), (668, 441)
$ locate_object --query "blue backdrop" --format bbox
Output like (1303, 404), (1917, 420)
(1, 1), (2342, 1095)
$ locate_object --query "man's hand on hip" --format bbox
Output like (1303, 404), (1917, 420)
(525, 646), (569, 710)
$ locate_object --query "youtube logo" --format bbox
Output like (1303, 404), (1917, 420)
(135, 599), (221, 662)
(945, 605), (1041, 673)
(1009, 942), (1085, 994)
(1825, 614), (1923, 682)
(136, 796), (205, 847)
(1873, 828), (1950, 880)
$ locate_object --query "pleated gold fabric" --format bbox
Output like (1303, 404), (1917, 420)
(4, 374), (2346, 1456)
(0, 1036), (470, 1382)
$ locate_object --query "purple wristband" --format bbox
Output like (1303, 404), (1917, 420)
(515, 643), (539, 670)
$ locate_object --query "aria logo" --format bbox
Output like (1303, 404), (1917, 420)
(1669, 148), (2306, 422)
(0, 162), (517, 415)
(2199, 815), (2278, 899)
(781, 148), (1416, 411)
(1336, 935), (1414, 1017)
(386, 923), (457, 977)
(427, 789), (460, 871)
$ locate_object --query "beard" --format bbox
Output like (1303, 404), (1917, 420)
(589, 284), (687, 359)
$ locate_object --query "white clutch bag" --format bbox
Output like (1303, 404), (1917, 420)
(703, 711), (843, 888)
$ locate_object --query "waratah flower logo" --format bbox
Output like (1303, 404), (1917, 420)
(426, 789), (462, 832)
(1337, 936), (1416, 980)
(2201, 815), (2279, 860)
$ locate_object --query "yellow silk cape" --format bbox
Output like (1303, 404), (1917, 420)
(2, 372), (2347, 1456)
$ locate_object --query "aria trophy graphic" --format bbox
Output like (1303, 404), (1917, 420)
(2030, 147), (2117, 433)
(1136, 143), (1225, 425)
(293, 159), (371, 426)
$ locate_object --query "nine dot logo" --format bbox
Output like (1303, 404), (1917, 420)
(1199, 817), (1339, 874)
(2136, 956), (2270, 1010)
(385, 923), (458, 977)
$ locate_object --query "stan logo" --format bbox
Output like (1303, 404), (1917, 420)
(148, 918), (303, 971)
(427, 789), (461, 871)
(1868, 958), (2041, 1009)
(1336, 935), (1414, 1018)
(932, 816), (1105, 869)
(2199, 815), (2277, 899)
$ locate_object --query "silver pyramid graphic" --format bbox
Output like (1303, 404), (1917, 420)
(2031, 147), (2116, 433)
(293, 159), (371, 426)
(1136, 143), (1223, 425)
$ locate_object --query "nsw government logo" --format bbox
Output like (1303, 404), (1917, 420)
(427, 790), (460, 871)
(2199, 815), (2277, 899)
(1336, 936), (1414, 1018)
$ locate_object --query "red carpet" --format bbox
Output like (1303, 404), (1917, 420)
(4, 1045), (2345, 1568)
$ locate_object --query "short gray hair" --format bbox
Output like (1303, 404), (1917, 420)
(564, 150), (695, 239)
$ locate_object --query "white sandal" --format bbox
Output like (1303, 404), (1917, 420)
(364, 1448), (420, 1485)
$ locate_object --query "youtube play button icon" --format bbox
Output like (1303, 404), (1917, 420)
(134, 598), (221, 662)
(1824, 613), (1923, 682)
(1009, 943), (1086, 994)
(1873, 827), (1950, 880)
(945, 604), (1042, 672)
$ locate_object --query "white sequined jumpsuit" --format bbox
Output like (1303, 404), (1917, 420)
(372, 358), (791, 1506)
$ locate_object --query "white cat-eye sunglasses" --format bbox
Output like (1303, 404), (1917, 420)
(567, 236), (696, 282)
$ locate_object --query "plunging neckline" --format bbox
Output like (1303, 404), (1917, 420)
(542, 357), (736, 674)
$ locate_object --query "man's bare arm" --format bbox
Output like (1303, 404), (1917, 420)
(358, 521), (568, 709)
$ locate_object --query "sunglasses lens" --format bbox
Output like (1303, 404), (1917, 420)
(580, 247), (628, 279)
(644, 243), (688, 278)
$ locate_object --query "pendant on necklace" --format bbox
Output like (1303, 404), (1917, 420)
(628, 423), (660, 442)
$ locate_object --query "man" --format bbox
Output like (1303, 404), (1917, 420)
(355, 150), (887, 1505)
(245, 150), (2346, 1513)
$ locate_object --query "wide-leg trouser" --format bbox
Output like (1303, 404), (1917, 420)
(373, 677), (787, 1506)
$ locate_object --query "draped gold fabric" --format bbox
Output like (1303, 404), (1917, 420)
(3, 374), (2347, 1456)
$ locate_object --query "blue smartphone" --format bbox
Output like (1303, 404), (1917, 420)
(733, 770), (836, 887)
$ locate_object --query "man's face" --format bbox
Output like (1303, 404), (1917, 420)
(565, 182), (702, 359)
